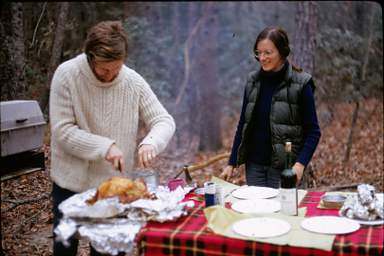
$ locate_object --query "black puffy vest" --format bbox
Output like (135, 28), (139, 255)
(236, 63), (313, 169)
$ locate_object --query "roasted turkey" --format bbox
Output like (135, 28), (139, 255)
(86, 176), (153, 204)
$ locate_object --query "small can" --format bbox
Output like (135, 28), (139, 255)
(204, 181), (216, 207)
(214, 185), (224, 206)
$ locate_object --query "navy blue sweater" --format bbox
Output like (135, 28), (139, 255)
(229, 63), (321, 167)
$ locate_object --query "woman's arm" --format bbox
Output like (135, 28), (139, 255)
(294, 79), (321, 180)
(228, 90), (248, 166)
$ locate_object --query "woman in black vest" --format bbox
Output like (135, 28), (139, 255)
(220, 27), (321, 188)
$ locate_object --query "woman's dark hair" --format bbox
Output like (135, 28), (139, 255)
(253, 26), (291, 61)
(253, 26), (302, 71)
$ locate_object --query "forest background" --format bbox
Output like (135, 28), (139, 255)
(1, 2), (383, 255)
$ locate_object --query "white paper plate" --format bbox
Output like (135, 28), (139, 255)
(353, 219), (384, 226)
(231, 199), (281, 214)
(232, 186), (279, 200)
(301, 216), (360, 234)
(339, 212), (384, 226)
(232, 217), (291, 238)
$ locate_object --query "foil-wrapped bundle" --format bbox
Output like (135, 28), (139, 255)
(78, 219), (143, 255)
(59, 189), (127, 218)
(357, 184), (375, 205)
(339, 184), (384, 221)
(55, 185), (194, 255)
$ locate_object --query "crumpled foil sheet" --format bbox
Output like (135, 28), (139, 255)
(55, 185), (194, 255)
(79, 219), (143, 255)
(54, 218), (78, 247)
(59, 189), (126, 218)
(340, 184), (384, 221)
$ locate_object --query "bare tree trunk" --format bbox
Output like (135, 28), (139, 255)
(344, 2), (374, 163)
(292, 2), (317, 74)
(83, 2), (97, 26)
(171, 2), (222, 153)
(172, 2), (200, 152)
(175, 10), (203, 106)
(195, 3), (222, 151)
(0, 2), (15, 100)
(344, 102), (360, 162)
(187, 2), (198, 33)
(123, 2), (136, 18)
(0, 2), (26, 100)
(153, 3), (164, 33)
(293, 1), (318, 189)
(11, 3), (26, 98)
(171, 2), (180, 47)
(123, 2), (146, 19)
(39, 2), (69, 114)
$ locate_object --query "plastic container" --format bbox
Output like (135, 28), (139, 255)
(133, 169), (159, 192)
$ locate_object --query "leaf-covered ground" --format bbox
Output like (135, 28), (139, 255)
(1, 98), (382, 255)
(313, 98), (383, 190)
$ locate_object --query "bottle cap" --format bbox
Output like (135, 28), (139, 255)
(285, 142), (292, 152)
(204, 181), (216, 194)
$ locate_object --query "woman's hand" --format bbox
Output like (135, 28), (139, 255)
(293, 162), (305, 185)
(138, 144), (156, 168)
(220, 165), (235, 181)
(105, 144), (125, 172)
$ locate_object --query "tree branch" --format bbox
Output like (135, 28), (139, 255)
(344, 3), (374, 163)
(174, 17), (204, 106)
(30, 2), (47, 48)
(40, 2), (70, 114)
(3, 192), (50, 211)
(173, 152), (230, 179)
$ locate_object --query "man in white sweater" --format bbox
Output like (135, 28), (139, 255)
(49, 21), (175, 256)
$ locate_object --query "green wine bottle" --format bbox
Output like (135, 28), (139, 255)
(280, 142), (298, 216)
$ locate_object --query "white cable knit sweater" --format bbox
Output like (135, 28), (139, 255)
(49, 54), (175, 192)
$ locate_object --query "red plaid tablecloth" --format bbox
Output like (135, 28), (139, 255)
(136, 191), (384, 256)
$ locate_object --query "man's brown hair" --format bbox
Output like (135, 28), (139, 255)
(84, 21), (128, 61)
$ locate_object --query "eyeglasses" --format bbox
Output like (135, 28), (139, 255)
(254, 50), (274, 59)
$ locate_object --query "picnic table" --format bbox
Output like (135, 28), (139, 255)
(136, 190), (384, 256)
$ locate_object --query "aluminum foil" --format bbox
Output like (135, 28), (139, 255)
(357, 184), (375, 205)
(78, 219), (143, 255)
(54, 185), (194, 255)
(339, 184), (384, 221)
(54, 218), (78, 247)
(59, 188), (126, 218)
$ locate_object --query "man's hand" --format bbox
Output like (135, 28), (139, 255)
(220, 165), (235, 181)
(293, 162), (305, 186)
(105, 144), (125, 172)
(138, 144), (156, 168)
